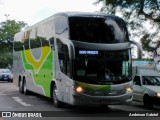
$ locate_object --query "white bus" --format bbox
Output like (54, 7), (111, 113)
(13, 12), (142, 107)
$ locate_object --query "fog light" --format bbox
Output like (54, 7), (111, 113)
(126, 87), (132, 93)
(75, 86), (83, 93)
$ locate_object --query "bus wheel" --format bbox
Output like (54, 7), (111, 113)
(52, 84), (63, 107)
(23, 79), (28, 95)
(19, 80), (24, 94)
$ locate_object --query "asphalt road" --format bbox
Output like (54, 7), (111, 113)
(0, 82), (160, 120)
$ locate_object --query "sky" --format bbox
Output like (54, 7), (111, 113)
(0, 0), (102, 25)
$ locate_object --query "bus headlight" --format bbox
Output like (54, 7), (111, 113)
(126, 87), (132, 93)
(156, 93), (160, 97)
(75, 86), (84, 93)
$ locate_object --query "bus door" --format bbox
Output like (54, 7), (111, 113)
(56, 39), (71, 102)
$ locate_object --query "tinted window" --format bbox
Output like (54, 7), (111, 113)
(73, 48), (132, 84)
(69, 16), (129, 43)
(0, 69), (11, 73)
(14, 36), (50, 51)
(142, 76), (160, 86)
(14, 41), (23, 51)
(57, 39), (70, 76)
(133, 76), (141, 85)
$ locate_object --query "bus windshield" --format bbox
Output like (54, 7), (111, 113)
(73, 49), (132, 85)
(69, 16), (129, 43)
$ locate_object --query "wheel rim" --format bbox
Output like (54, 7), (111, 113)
(53, 86), (58, 105)
(19, 81), (23, 92)
(23, 81), (27, 94)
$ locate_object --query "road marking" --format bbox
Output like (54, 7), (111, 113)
(0, 85), (18, 95)
(0, 93), (18, 96)
(0, 88), (12, 95)
(0, 117), (4, 120)
(0, 94), (7, 96)
(0, 107), (12, 109)
(12, 97), (33, 107)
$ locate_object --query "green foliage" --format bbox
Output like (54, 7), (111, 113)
(0, 52), (12, 68)
(95, 0), (160, 57)
(0, 19), (27, 68)
(0, 20), (27, 49)
(141, 34), (160, 56)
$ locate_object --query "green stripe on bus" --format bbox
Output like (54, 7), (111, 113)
(21, 49), (53, 97)
(75, 81), (111, 92)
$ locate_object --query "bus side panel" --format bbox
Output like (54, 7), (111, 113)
(14, 46), (54, 97)
(13, 51), (24, 87)
(53, 40), (73, 104)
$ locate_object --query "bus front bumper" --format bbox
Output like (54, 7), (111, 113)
(72, 92), (133, 106)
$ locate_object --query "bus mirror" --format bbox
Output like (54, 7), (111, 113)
(56, 28), (68, 35)
(130, 40), (143, 59)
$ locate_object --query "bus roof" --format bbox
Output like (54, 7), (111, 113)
(53, 12), (115, 17)
(14, 12), (124, 42)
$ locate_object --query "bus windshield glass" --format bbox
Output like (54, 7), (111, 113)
(73, 49), (132, 85)
(69, 16), (129, 43)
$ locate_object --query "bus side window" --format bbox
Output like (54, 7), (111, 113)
(29, 37), (50, 49)
(41, 37), (49, 47)
(57, 39), (70, 77)
(49, 37), (55, 49)
(14, 41), (23, 52)
(30, 37), (41, 49)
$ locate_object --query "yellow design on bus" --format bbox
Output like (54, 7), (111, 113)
(24, 46), (51, 73)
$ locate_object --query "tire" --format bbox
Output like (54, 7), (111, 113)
(11, 79), (13, 83)
(143, 95), (153, 109)
(23, 79), (28, 95)
(19, 80), (24, 94)
(52, 84), (63, 108)
(9, 79), (13, 83)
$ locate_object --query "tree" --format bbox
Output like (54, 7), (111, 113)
(0, 19), (27, 68)
(141, 34), (160, 57)
(94, 0), (160, 57)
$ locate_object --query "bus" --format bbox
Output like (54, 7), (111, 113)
(13, 12), (142, 107)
